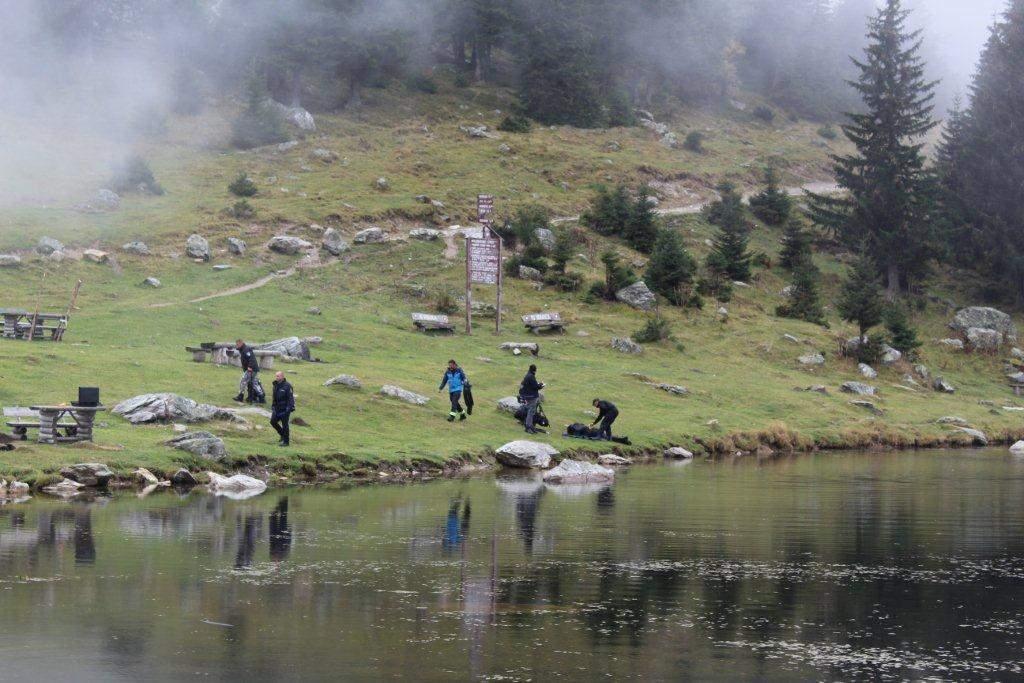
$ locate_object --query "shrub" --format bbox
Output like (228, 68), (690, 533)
(817, 124), (838, 140)
(544, 271), (583, 292)
(228, 172), (258, 197)
(405, 73), (437, 94)
(433, 288), (459, 315)
(453, 71), (470, 88)
(504, 254), (548, 278)
(776, 263), (825, 325)
(582, 184), (632, 236)
(779, 218), (813, 270)
(697, 270), (733, 303)
(683, 131), (705, 153)
(231, 67), (287, 150)
(550, 228), (579, 273)
(111, 155), (164, 195)
(230, 199), (255, 219)
(633, 316), (673, 344)
(605, 89), (637, 127)
(753, 105), (775, 123)
(591, 251), (636, 301)
(884, 304), (922, 359)
(497, 114), (532, 133)
(508, 205), (550, 247)
(857, 332), (887, 365)
(645, 229), (697, 306)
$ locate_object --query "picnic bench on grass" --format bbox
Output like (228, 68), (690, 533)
(185, 343), (278, 368)
(1, 309), (68, 341)
(412, 313), (455, 333)
(1010, 380), (1024, 397)
(522, 312), (566, 334)
(4, 405), (105, 444)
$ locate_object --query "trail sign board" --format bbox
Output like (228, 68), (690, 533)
(467, 236), (500, 285)
(477, 194), (495, 226)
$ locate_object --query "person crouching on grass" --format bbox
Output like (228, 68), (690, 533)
(591, 398), (619, 441)
(439, 359), (469, 422)
(270, 371), (295, 446)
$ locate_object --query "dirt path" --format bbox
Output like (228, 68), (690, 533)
(149, 251), (326, 308)
(551, 181), (842, 224)
(441, 225), (487, 261)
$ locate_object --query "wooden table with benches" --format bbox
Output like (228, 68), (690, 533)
(1, 309), (68, 341)
(4, 405), (105, 444)
(185, 343), (279, 368)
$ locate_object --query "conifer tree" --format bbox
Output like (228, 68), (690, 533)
(706, 183), (753, 282)
(884, 303), (921, 358)
(779, 218), (812, 270)
(777, 262), (825, 325)
(624, 186), (659, 254)
(807, 0), (938, 298)
(749, 166), (792, 225)
(645, 229), (697, 306)
(838, 252), (883, 338)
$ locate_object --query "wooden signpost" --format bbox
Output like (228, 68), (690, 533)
(465, 194), (503, 335)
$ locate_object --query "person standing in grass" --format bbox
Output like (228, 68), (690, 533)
(591, 398), (619, 440)
(439, 359), (469, 422)
(519, 364), (545, 434)
(233, 339), (265, 404)
(270, 371), (295, 446)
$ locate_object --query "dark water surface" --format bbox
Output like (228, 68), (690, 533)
(3, 449), (1024, 681)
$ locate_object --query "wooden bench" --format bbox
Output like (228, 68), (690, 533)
(3, 407), (75, 441)
(412, 313), (455, 333)
(522, 312), (566, 334)
(185, 346), (278, 368)
(1010, 381), (1024, 397)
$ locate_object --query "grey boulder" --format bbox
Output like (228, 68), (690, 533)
(950, 307), (1017, 343)
(322, 228), (349, 255)
(495, 440), (558, 469)
(0, 254), (23, 267)
(955, 427), (988, 446)
(518, 265), (543, 281)
(95, 189), (121, 210)
(841, 382), (876, 396)
(409, 228), (441, 241)
(166, 431), (226, 460)
(497, 396), (522, 414)
(37, 236), (64, 255)
(598, 454), (632, 466)
(60, 463), (114, 487)
(967, 327), (1002, 352)
(268, 235), (313, 255)
(615, 281), (657, 311)
(939, 338), (965, 350)
(171, 469), (198, 487)
(664, 447), (694, 459)
(324, 374), (361, 389)
(185, 234), (210, 261)
(227, 237), (247, 255)
(799, 353), (825, 366)
(354, 227), (386, 244)
(122, 240), (150, 255)
(380, 385), (429, 405)
(533, 228), (556, 252)
(933, 377), (956, 394)
(611, 337), (643, 354)
(858, 363), (878, 379)
(254, 337), (310, 360)
(143, 277), (161, 288)
(113, 393), (236, 424)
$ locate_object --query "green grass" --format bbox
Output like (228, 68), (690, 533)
(0, 86), (1020, 486)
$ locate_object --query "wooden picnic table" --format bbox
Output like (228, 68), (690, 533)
(25, 405), (105, 444)
(185, 345), (278, 368)
(1, 308), (68, 341)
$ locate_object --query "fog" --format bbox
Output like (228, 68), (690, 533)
(0, 0), (1011, 208)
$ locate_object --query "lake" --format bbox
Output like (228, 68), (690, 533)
(2, 449), (1024, 681)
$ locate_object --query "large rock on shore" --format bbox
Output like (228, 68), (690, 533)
(167, 432), (226, 460)
(1010, 441), (1024, 454)
(380, 385), (429, 405)
(955, 427), (988, 446)
(664, 447), (694, 459)
(615, 281), (657, 311)
(542, 459), (614, 484)
(171, 469), (198, 487)
(495, 440), (557, 469)
(206, 472), (266, 499)
(950, 307), (1017, 343)
(186, 234), (210, 261)
(60, 463), (114, 487)
(268, 235), (313, 255)
(113, 393), (236, 424)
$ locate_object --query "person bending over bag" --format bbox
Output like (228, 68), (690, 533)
(591, 398), (619, 441)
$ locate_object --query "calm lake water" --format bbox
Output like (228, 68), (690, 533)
(3, 449), (1024, 681)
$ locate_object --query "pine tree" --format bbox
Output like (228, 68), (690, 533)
(884, 303), (921, 358)
(838, 252), (883, 337)
(624, 186), (659, 253)
(706, 184), (753, 282)
(777, 262), (825, 325)
(590, 251), (637, 301)
(933, 99), (977, 264)
(645, 229), (698, 306)
(749, 166), (792, 225)
(779, 217), (813, 270)
(945, 1), (1024, 301)
(551, 229), (575, 273)
(231, 65), (287, 150)
(583, 184), (632, 237)
(807, 0), (938, 298)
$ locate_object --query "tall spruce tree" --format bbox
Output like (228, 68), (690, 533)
(749, 166), (793, 225)
(706, 183), (753, 282)
(645, 229), (697, 305)
(777, 262), (825, 325)
(625, 186), (659, 253)
(945, 1), (1024, 301)
(779, 217), (813, 270)
(933, 98), (978, 264)
(807, 0), (938, 298)
(838, 251), (883, 337)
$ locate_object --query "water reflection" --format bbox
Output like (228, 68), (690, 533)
(0, 450), (1021, 680)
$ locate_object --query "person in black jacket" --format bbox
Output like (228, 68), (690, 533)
(591, 399), (619, 440)
(233, 339), (265, 404)
(270, 371), (295, 446)
(519, 364), (545, 434)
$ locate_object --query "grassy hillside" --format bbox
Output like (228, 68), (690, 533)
(0, 86), (1021, 487)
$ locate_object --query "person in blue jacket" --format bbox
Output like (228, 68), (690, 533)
(439, 359), (469, 422)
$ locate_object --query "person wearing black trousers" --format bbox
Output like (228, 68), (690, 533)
(591, 398), (619, 441)
(270, 371), (295, 446)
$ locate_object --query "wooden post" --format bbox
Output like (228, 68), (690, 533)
(495, 229), (503, 334)
(27, 310), (39, 342)
(465, 241), (473, 336)
(65, 280), (82, 319)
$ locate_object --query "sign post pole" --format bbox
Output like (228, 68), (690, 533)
(495, 229), (502, 334)
(467, 194), (501, 338)
(465, 241), (473, 335)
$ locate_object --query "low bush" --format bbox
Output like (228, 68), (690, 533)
(111, 155), (164, 195)
(753, 105), (775, 123)
(228, 172), (258, 197)
(405, 73), (438, 94)
(817, 124), (838, 140)
(633, 316), (673, 344)
(230, 199), (255, 219)
(497, 114), (532, 133)
(683, 131), (705, 153)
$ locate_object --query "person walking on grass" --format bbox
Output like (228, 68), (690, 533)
(270, 371), (295, 446)
(233, 339), (265, 404)
(439, 360), (469, 422)
(519, 364), (545, 434)
(591, 398), (619, 441)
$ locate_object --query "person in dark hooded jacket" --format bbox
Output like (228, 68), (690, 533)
(519, 364), (545, 434)
(591, 398), (619, 440)
(270, 371), (295, 446)
(439, 360), (469, 422)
